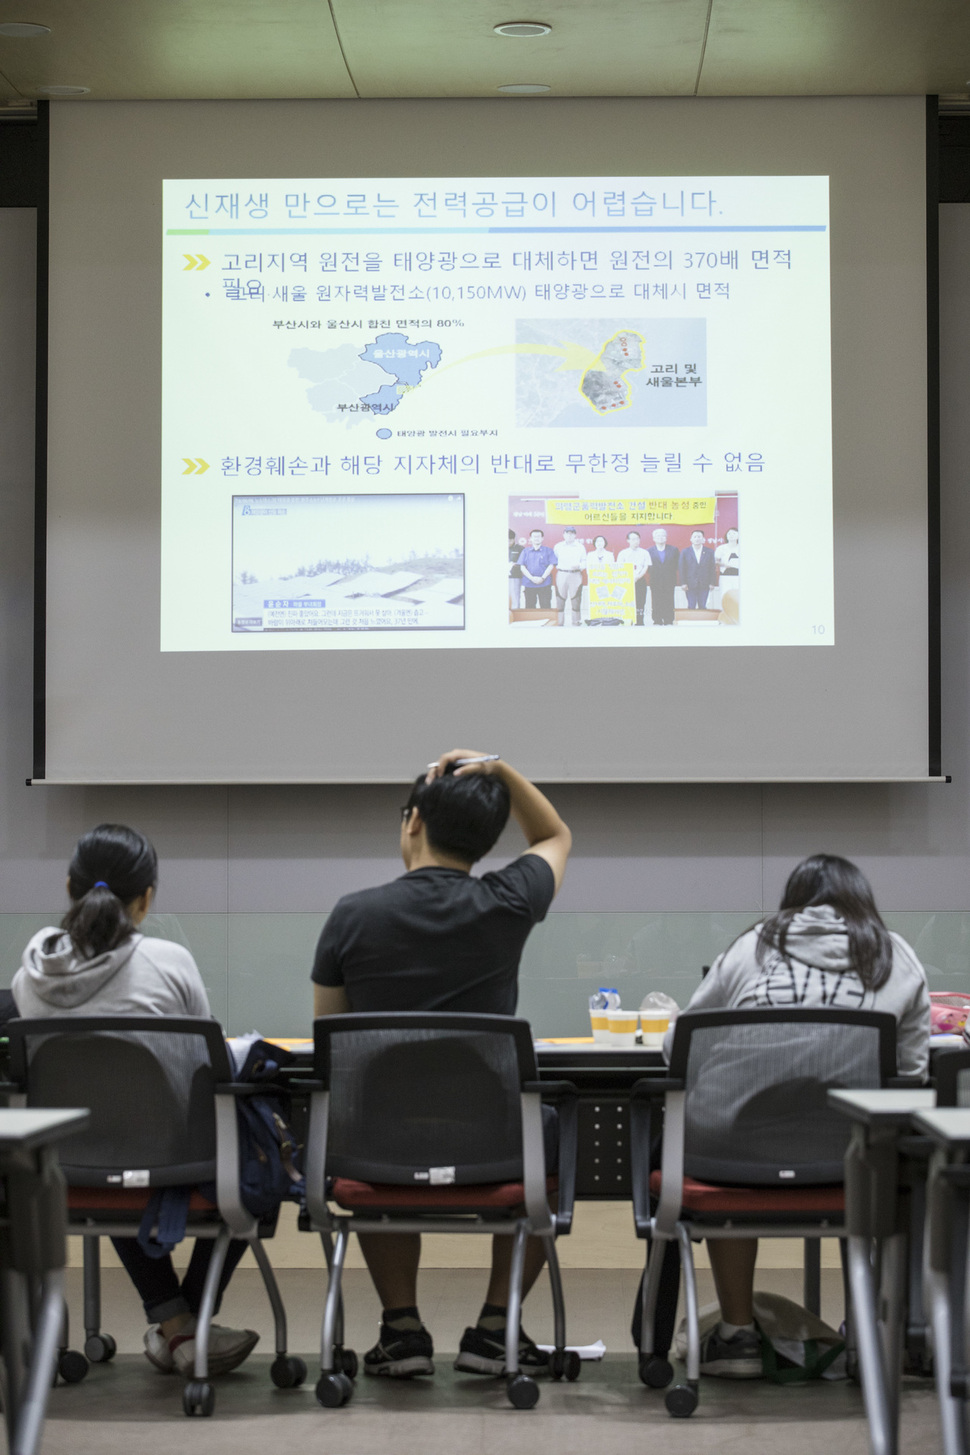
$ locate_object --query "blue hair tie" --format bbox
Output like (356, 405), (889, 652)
(93, 881), (110, 890)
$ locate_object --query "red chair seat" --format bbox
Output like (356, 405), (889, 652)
(649, 1169), (844, 1215)
(332, 1176), (558, 1212)
(67, 1187), (218, 1213)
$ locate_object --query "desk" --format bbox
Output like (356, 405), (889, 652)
(829, 1088), (937, 1455)
(0, 1107), (89, 1455)
(534, 1043), (665, 1197)
(274, 1037), (665, 1201)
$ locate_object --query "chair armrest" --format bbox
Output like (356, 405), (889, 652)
(630, 1087), (658, 1238)
(528, 1080), (578, 1234)
(525, 1079), (575, 1100)
(212, 1092), (258, 1239)
(887, 1076), (928, 1090)
(630, 1076), (684, 1101)
(214, 1082), (263, 1096)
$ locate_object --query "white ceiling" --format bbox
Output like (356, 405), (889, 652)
(2, 0), (970, 105)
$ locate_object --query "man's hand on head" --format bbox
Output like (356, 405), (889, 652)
(425, 750), (501, 785)
(425, 751), (571, 895)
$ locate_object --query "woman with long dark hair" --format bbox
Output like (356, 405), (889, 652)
(13, 824), (259, 1378)
(666, 854), (930, 1380)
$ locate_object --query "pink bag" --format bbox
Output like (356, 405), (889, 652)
(930, 992), (970, 1036)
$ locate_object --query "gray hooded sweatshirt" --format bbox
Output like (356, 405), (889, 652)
(666, 904), (931, 1078)
(13, 929), (211, 1021)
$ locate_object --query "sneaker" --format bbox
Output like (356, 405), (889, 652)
(698, 1324), (763, 1379)
(170, 1322), (260, 1377)
(363, 1326), (434, 1378)
(143, 1324), (175, 1373)
(453, 1324), (550, 1376)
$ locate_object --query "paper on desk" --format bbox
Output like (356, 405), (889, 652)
(536, 1339), (606, 1360)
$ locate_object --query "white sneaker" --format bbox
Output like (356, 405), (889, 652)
(144, 1324), (176, 1373)
(166, 1321), (260, 1377)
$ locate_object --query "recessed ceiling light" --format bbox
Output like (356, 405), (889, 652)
(36, 84), (90, 96)
(494, 22), (551, 37)
(0, 21), (51, 37)
(497, 83), (550, 94)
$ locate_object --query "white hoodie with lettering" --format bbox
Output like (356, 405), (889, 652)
(13, 929), (211, 1020)
(666, 904), (930, 1078)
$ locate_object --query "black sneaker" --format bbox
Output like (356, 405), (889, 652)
(698, 1324), (763, 1379)
(363, 1325), (434, 1378)
(453, 1324), (550, 1376)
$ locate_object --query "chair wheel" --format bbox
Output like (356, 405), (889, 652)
(316, 1372), (353, 1407)
(182, 1380), (215, 1417)
(550, 1349), (581, 1381)
(336, 1346), (358, 1379)
(271, 1354), (307, 1388)
(84, 1333), (116, 1363)
(506, 1373), (539, 1408)
(665, 1383), (698, 1418)
(57, 1350), (89, 1384)
(639, 1353), (674, 1388)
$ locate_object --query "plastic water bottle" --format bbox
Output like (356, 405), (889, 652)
(589, 988), (621, 1043)
(589, 988), (611, 1043)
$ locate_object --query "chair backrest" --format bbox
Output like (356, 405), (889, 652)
(934, 1047), (970, 1107)
(314, 1012), (538, 1185)
(7, 1017), (232, 1188)
(668, 1008), (897, 1185)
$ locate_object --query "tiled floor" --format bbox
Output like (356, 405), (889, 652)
(39, 1266), (939, 1454)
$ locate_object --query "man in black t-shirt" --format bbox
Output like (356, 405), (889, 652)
(312, 749), (571, 1381)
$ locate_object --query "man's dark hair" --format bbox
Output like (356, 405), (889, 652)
(405, 770), (511, 864)
(530, 528), (544, 537)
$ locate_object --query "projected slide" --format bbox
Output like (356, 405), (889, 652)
(160, 175), (832, 652)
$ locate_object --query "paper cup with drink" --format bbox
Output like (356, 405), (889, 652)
(639, 990), (679, 1048)
(607, 1008), (640, 1046)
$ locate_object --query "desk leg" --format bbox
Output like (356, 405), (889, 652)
(847, 1234), (896, 1455)
(11, 1269), (63, 1455)
(0, 1267), (30, 1448)
(879, 1232), (906, 1441)
(804, 1239), (821, 1316)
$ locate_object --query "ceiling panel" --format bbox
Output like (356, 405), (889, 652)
(0, 0), (356, 100)
(0, 0), (968, 103)
(334, 0), (709, 98)
(700, 0), (970, 95)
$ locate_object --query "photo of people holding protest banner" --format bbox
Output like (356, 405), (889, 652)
(508, 494), (739, 630)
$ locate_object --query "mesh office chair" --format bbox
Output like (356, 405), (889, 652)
(630, 1007), (898, 1416)
(6, 1016), (305, 1417)
(304, 1012), (578, 1410)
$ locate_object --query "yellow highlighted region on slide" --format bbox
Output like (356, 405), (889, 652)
(578, 329), (645, 415)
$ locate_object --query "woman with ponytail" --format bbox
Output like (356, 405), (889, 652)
(13, 824), (260, 1378)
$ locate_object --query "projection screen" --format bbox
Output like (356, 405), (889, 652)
(39, 97), (932, 783)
